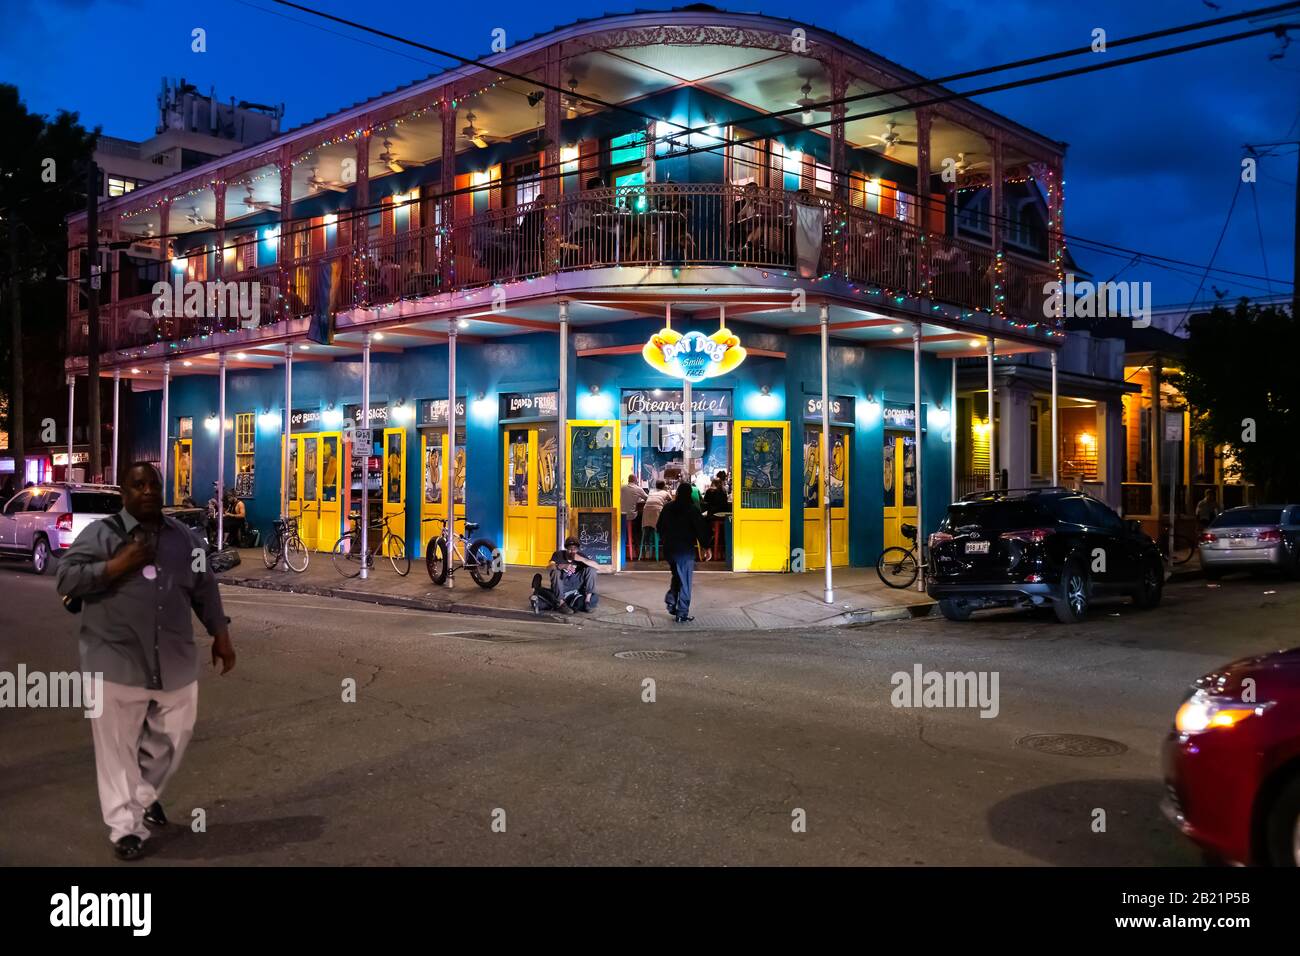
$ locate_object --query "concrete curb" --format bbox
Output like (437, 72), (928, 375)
(219, 574), (570, 625)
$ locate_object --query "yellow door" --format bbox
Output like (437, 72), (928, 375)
(503, 424), (559, 566)
(420, 430), (466, 553)
(318, 432), (343, 551)
(381, 428), (406, 555)
(882, 432), (918, 550)
(732, 421), (790, 571)
(173, 438), (193, 505)
(566, 420), (620, 568)
(286, 435), (303, 530)
(300, 434), (320, 548)
(803, 427), (850, 569)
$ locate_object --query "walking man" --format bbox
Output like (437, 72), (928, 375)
(56, 462), (236, 861)
(657, 483), (713, 622)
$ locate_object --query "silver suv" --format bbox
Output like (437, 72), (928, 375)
(0, 483), (123, 574)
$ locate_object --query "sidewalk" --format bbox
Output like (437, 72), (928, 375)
(220, 550), (936, 630)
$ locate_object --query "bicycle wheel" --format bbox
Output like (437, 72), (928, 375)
(426, 536), (450, 585)
(388, 535), (410, 576)
(467, 538), (503, 589)
(1170, 536), (1196, 566)
(284, 533), (310, 573)
(332, 532), (363, 578)
(876, 547), (918, 589)
(262, 536), (280, 569)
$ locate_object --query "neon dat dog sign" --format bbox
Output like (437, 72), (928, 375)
(643, 326), (746, 383)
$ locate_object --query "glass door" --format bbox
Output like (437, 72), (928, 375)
(731, 421), (789, 571)
(882, 432), (917, 550)
(802, 427), (850, 569)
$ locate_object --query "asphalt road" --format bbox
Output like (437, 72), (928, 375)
(1, 562), (1296, 866)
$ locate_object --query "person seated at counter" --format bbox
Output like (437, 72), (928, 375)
(703, 477), (730, 517)
(642, 480), (671, 531)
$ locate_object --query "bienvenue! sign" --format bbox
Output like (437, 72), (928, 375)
(621, 389), (732, 419)
(642, 327), (745, 383)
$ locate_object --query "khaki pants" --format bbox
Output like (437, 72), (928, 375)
(89, 679), (198, 843)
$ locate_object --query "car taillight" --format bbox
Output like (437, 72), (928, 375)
(1198, 532), (1217, 544)
(55, 513), (73, 532)
(1257, 529), (1282, 543)
(1000, 528), (1055, 544)
(929, 532), (954, 547)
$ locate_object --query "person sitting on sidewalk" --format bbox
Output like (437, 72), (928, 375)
(546, 536), (611, 614)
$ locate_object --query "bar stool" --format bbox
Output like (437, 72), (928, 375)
(624, 516), (637, 562)
(639, 525), (660, 561)
(710, 517), (725, 562)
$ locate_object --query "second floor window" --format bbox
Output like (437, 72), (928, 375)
(107, 177), (138, 197)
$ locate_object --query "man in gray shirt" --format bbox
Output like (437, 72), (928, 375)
(57, 461), (236, 860)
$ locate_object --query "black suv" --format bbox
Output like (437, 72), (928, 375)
(927, 489), (1165, 624)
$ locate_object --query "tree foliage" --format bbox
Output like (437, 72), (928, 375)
(1173, 301), (1300, 500)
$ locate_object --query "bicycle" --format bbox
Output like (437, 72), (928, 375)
(262, 516), (309, 572)
(876, 522), (929, 589)
(1157, 521), (1198, 566)
(332, 511), (410, 577)
(424, 516), (502, 589)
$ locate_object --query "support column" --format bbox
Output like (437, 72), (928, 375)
(1050, 349), (1059, 485)
(282, 343), (293, 521)
(217, 352), (227, 548)
(214, 182), (227, 281)
(445, 320), (457, 588)
(819, 303), (833, 604)
(439, 99), (458, 291)
(557, 302), (570, 552)
(543, 45), (563, 273)
(915, 108), (932, 298)
(989, 135), (1004, 252)
(950, 358), (957, 503)
(278, 146), (293, 322)
(111, 368), (121, 485)
(354, 133), (370, 307)
(986, 338), (995, 491)
(160, 361), (171, 503)
(913, 323), (925, 592)
(65, 375), (75, 479)
(361, 332), (372, 580)
(829, 57), (848, 206)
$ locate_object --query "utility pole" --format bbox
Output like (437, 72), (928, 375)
(7, 215), (24, 484)
(85, 161), (102, 482)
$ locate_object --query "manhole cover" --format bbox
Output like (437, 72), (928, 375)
(1016, 734), (1128, 757)
(613, 649), (686, 661)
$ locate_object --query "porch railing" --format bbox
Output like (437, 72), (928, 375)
(70, 182), (1057, 355)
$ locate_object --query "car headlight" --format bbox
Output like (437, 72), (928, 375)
(1174, 691), (1271, 734)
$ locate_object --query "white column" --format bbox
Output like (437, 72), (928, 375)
(66, 375), (75, 480)
(445, 322), (457, 588)
(160, 361), (171, 502)
(985, 338), (995, 491)
(111, 368), (121, 486)
(216, 352), (227, 548)
(913, 322), (925, 593)
(360, 332), (371, 580)
(282, 343), (293, 521)
(681, 307), (691, 485)
(1050, 348), (1059, 486)
(819, 302), (833, 603)
(557, 302), (569, 552)
(950, 358), (957, 503)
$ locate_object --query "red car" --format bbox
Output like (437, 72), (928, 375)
(1163, 647), (1300, 865)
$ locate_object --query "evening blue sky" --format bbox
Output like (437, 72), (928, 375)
(1, 0), (1296, 306)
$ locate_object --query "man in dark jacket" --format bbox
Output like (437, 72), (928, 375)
(656, 483), (713, 622)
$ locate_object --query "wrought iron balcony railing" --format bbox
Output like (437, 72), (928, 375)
(69, 183), (1057, 355)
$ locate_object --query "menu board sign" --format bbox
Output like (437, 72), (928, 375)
(499, 391), (558, 421)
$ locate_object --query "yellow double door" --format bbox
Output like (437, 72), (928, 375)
(882, 432), (918, 550)
(802, 427), (850, 569)
(732, 421), (790, 572)
(285, 431), (344, 551)
(420, 429), (466, 553)
(503, 423), (560, 567)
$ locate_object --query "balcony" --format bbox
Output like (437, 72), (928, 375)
(69, 183), (1057, 356)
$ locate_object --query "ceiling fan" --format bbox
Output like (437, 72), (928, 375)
(562, 77), (600, 120)
(240, 187), (279, 213)
(868, 121), (918, 153)
(794, 80), (830, 124)
(307, 166), (349, 193)
(952, 151), (990, 175)
(458, 115), (506, 151)
(378, 138), (431, 172)
(184, 206), (213, 227)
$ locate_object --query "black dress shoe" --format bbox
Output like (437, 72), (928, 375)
(675, 615), (694, 623)
(113, 835), (145, 861)
(144, 801), (167, 827)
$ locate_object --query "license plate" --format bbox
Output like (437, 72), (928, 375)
(965, 541), (990, 554)
(1229, 537), (1255, 548)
